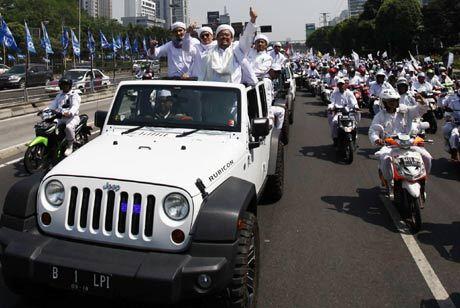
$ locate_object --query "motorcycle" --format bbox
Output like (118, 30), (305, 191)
(419, 91), (438, 134)
(334, 107), (359, 164)
(373, 125), (431, 233)
(307, 77), (320, 97)
(24, 109), (92, 173)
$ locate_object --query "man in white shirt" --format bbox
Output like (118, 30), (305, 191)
(327, 79), (359, 145)
(198, 7), (258, 84)
(412, 72), (433, 93)
(183, 25), (217, 77)
(269, 42), (287, 68)
(248, 34), (273, 79)
(147, 22), (195, 78)
(369, 69), (394, 98)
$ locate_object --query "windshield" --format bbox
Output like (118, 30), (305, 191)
(108, 85), (241, 132)
(63, 71), (87, 80)
(7, 66), (25, 74)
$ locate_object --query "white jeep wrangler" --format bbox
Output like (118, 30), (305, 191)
(0, 79), (285, 307)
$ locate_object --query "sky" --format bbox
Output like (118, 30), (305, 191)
(189, 0), (349, 41)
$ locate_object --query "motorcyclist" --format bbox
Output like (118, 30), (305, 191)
(327, 78), (359, 146)
(325, 68), (339, 88)
(426, 69), (443, 88)
(369, 69), (394, 98)
(48, 78), (81, 156)
(306, 63), (320, 79)
(397, 77), (416, 107)
(442, 80), (460, 161)
(368, 88), (431, 192)
(412, 72), (433, 93)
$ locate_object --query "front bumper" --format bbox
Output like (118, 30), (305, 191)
(0, 227), (237, 304)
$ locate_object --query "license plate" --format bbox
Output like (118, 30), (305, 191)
(400, 156), (421, 167)
(48, 265), (113, 295)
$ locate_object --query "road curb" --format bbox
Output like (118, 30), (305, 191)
(0, 142), (28, 161)
(0, 90), (115, 121)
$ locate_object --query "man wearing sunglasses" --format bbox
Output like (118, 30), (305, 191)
(184, 25), (218, 77)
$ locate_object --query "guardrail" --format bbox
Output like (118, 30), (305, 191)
(0, 73), (134, 109)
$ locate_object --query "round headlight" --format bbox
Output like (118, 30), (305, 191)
(45, 180), (65, 206)
(163, 193), (189, 221)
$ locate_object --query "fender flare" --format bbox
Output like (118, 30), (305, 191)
(0, 172), (45, 231)
(191, 177), (257, 242)
(28, 136), (48, 147)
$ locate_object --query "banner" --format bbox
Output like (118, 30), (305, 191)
(70, 29), (80, 57)
(368, 54), (373, 61)
(351, 51), (359, 68)
(124, 35), (131, 52)
(99, 31), (111, 49)
(41, 22), (53, 54)
(1, 18), (19, 51)
(61, 27), (69, 55)
(87, 30), (96, 55)
(24, 22), (36, 54)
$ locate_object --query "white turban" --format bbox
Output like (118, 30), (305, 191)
(274, 42), (282, 47)
(254, 34), (269, 44)
(171, 22), (186, 31)
(216, 24), (235, 37)
(197, 26), (213, 37)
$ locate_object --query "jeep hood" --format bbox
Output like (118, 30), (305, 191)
(47, 133), (245, 197)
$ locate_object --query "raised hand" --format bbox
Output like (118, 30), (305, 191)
(149, 39), (158, 49)
(250, 7), (258, 23)
(187, 22), (197, 34)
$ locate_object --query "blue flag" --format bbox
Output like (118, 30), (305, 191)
(99, 31), (111, 49)
(7, 54), (16, 62)
(70, 29), (80, 57)
(142, 37), (147, 52)
(1, 18), (19, 51)
(41, 22), (53, 54)
(116, 34), (123, 50)
(133, 38), (139, 53)
(112, 37), (119, 53)
(61, 27), (69, 56)
(87, 30), (96, 55)
(124, 35), (131, 52)
(24, 22), (36, 54)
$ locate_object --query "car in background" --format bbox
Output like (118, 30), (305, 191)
(0, 64), (10, 75)
(45, 69), (111, 95)
(0, 64), (53, 89)
(132, 59), (160, 75)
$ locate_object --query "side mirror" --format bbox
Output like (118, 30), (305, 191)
(251, 118), (270, 138)
(95, 111), (108, 129)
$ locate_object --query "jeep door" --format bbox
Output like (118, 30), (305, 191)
(246, 87), (268, 191)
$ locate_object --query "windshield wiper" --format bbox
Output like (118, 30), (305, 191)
(121, 126), (145, 135)
(176, 129), (201, 138)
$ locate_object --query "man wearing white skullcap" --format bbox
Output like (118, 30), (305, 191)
(147, 21), (199, 77)
(197, 7), (259, 84)
(270, 41), (287, 67)
(183, 23), (218, 77)
(248, 34), (273, 78)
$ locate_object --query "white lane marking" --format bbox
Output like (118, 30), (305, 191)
(0, 157), (22, 169)
(382, 197), (456, 308)
(0, 127), (100, 170)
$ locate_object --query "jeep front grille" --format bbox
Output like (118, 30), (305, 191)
(37, 176), (193, 251)
(67, 187), (156, 239)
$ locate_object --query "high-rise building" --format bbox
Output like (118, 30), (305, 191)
(348, 0), (365, 17)
(170, 0), (189, 25)
(122, 0), (165, 28)
(81, 0), (112, 18)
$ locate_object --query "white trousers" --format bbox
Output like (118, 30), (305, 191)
(58, 116), (80, 142)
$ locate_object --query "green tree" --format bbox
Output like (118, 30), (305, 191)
(360, 0), (384, 21)
(306, 27), (333, 53)
(375, 0), (423, 57)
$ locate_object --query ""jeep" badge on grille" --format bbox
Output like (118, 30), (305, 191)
(103, 182), (120, 192)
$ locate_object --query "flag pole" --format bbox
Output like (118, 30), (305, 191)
(24, 20), (29, 103)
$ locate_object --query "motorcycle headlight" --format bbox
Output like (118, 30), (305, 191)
(163, 193), (189, 221)
(45, 180), (65, 206)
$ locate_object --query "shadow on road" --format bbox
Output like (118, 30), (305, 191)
(305, 110), (327, 118)
(321, 187), (397, 233)
(417, 221), (460, 263)
(420, 293), (460, 308)
(429, 158), (460, 181)
(12, 160), (30, 178)
(298, 144), (338, 164)
(356, 147), (378, 160)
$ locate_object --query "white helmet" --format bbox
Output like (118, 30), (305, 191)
(380, 88), (400, 101)
(376, 69), (386, 77)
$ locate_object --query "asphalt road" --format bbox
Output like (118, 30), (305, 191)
(0, 90), (459, 308)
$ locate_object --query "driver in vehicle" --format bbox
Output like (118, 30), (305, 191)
(153, 90), (176, 120)
(48, 78), (81, 156)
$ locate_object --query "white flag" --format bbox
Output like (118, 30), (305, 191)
(352, 51), (359, 68)
(382, 51), (388, 58)
(368, 54), (373, 61)
(447, 52), (454, 68)
(424, 56), (432, 63)
(408, 51), (420, 70)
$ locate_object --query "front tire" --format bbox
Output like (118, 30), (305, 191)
(24, 144), (48, 174)
(225, 212), (259, 308)
(281, 113), (290, 145)
(343, 143), (354, 164)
